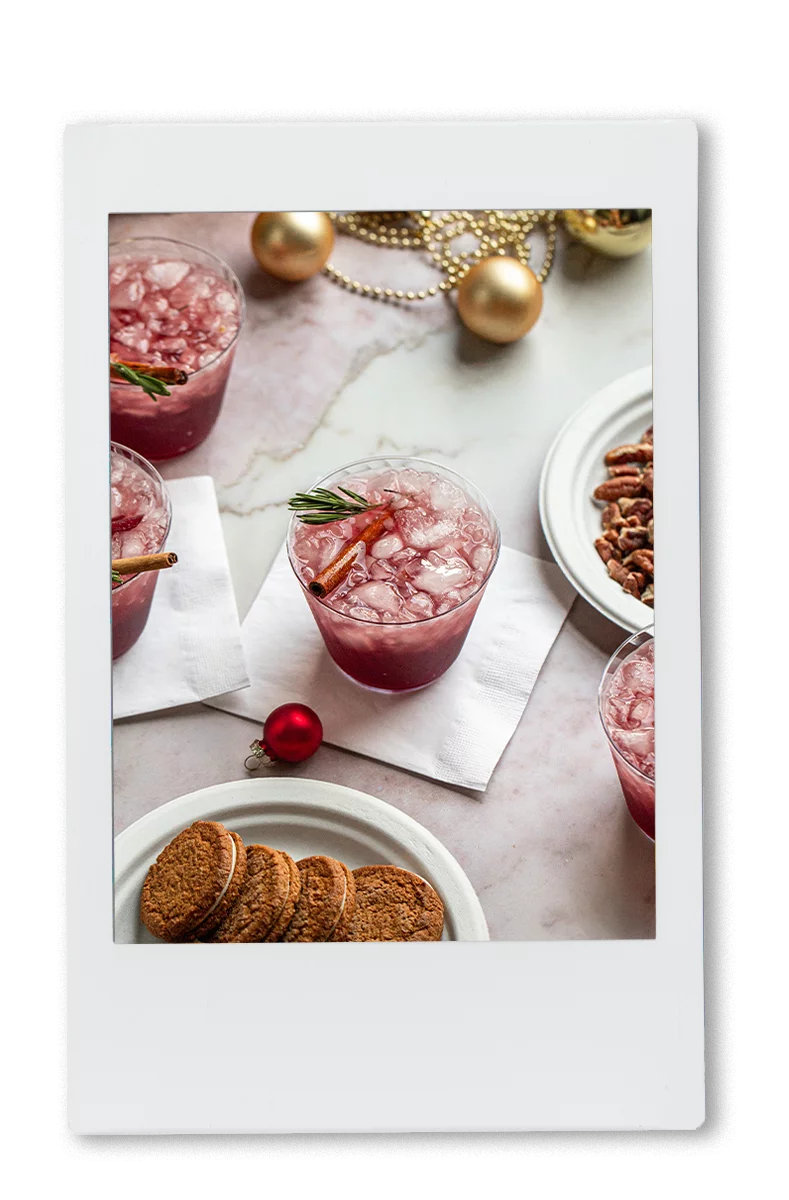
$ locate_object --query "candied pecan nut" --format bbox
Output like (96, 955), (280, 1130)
(609, 463), (644, 477)
(604, 443), (654, 466)
(641, 466), (653, 495)
(593, 476), (644, 501)
(622, 572), (643, 599)
(647, 517), (654, 545)
(606, 559), (629, 585)
(603, 528), (619, 544)
(624, 548), (654, 574)
(618, 526), (649, 554)
(601, 501), (624, 530)
(619, 497), (652, 521)
(595, 536), (614, 564)
(642, 583), (654, 607)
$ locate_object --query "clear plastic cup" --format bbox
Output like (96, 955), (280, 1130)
(287, 456), (501, 692)
(109, 237), (245, 460)
(110, 442), (171, 659)
(598, 627), (655, 839)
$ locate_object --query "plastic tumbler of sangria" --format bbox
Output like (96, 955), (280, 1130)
(110, 443), (172, 659)
(598, 628), (655, 839)
(109, 237), (245, 461)
(287, 457), (501, 692)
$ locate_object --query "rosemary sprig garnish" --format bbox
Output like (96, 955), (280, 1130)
(111, 361), (171, 401)
(111, 570), (123, 584)
(288, 486), (387, 525)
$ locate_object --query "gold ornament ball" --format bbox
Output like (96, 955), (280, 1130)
(562, 209), (652, 258)
(251, 212), (334, 282)
(456, 257), (543, 344)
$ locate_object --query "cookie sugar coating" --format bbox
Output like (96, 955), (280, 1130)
(281, 856), (348, 943)
(348, 865), (444, 942)
(140, 822), (246, 942)
(206, 845), (290, 943)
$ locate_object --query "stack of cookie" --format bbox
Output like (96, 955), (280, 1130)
(140, 820), (444, 943)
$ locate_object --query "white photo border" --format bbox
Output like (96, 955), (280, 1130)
(66, 120), (701, 1133)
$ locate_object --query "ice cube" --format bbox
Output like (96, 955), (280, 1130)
(436, 589), (463, 614)
(144, 260), (190, 289)
(345, 582), (403, 616)
(213, 288), (237, 313)
(346, 605), (379, 623)
(168, 273), (213, 308)
(198, 350), (219, 369)
(139, 293), (170, 319)
(404, 593), (435, 620)
(470, 545), (494, 573)
(113, 324), (149, 354)
(611, 728), (655, 761)
(620, 658), (654, 693)
(110, 485), (123, 516)
(395, 507), (461, 549)
(110, 279), (144, 309)
(109, 262), (128, 286)
(156, 336), (188, 356)
(370, 533), (404, 559)
(630, 698), (655, 727)
(369, 561), (394, 581)
(429, 478), (465, 512)
(409, 556), (472, 596)
(392, 468), (429, 496)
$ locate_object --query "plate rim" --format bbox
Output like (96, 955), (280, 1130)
(115, 776), (489, 942)
(538, 365), (653, 632)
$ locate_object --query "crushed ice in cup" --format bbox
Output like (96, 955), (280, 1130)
(291, 465), (497, 624)
(602, 639), (655, 779)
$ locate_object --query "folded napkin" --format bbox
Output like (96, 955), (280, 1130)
(112, 476), (249, 720)
(207, 544), (575, 790)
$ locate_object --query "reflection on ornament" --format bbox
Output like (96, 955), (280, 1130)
(251, 212), (335, 281)
(562, 210), (652, 258)
(456, 256), (543, 343)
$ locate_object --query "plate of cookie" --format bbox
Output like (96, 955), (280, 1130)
(115, 777), (489, 943)
(539, 364), (654, 632)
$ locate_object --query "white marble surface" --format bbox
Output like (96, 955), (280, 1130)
(111, 212), (655, 940)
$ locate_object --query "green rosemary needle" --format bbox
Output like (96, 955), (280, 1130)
(288, 486), (387, 525)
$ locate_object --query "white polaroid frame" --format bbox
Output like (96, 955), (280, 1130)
(66, 121), (702, 1133)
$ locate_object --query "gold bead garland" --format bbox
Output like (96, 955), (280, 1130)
(322, 210), (558, 302)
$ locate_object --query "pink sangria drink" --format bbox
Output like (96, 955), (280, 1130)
(111, 443), (171, 659)
(109, 237), (244, 460)
(288, 458), (500, 692)
(598, 629), (655, 839)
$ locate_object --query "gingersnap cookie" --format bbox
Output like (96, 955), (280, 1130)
(280, 855), (350, 943)
(327, 860), (356, 942)
(264, 850), (301, 942)
(348, 865), (444, 942)
(140, 821), (247, 942)
(205, 845), (291, 943)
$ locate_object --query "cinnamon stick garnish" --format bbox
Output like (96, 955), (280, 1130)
(308, 512), (390, 598)
(110, 359), (189, 386)
(112, 552), (178, 576)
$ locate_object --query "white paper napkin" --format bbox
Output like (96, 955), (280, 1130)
(112, 476), (249, 719)
(207, 544), (575, 790)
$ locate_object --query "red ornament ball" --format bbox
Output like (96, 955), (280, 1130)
(262, 703), (323, 763)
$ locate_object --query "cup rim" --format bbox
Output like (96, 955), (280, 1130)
(110, 441), (172, 591)
(109, 235), (246, 379)
(286, 455), (502, 627)
(597, 625), (655, 783)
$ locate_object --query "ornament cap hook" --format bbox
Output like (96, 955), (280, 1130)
(244, 739), (273, 771)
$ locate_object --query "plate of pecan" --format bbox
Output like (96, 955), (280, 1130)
(539, 366), (653, 632)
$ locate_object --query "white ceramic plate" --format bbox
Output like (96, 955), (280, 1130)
(539, 365), (653, 632)
(115, 777), (489, 943)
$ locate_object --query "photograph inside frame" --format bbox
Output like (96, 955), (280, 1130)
(110, 208), (655, 944)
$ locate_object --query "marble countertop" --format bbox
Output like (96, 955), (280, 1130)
(111, 212), (655, 940)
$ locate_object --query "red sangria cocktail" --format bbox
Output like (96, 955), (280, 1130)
(599, 629), (655, 839)
(109, 237), (244, 460)
(111, 443), (171, 659)
(288, 458), (500, 692)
